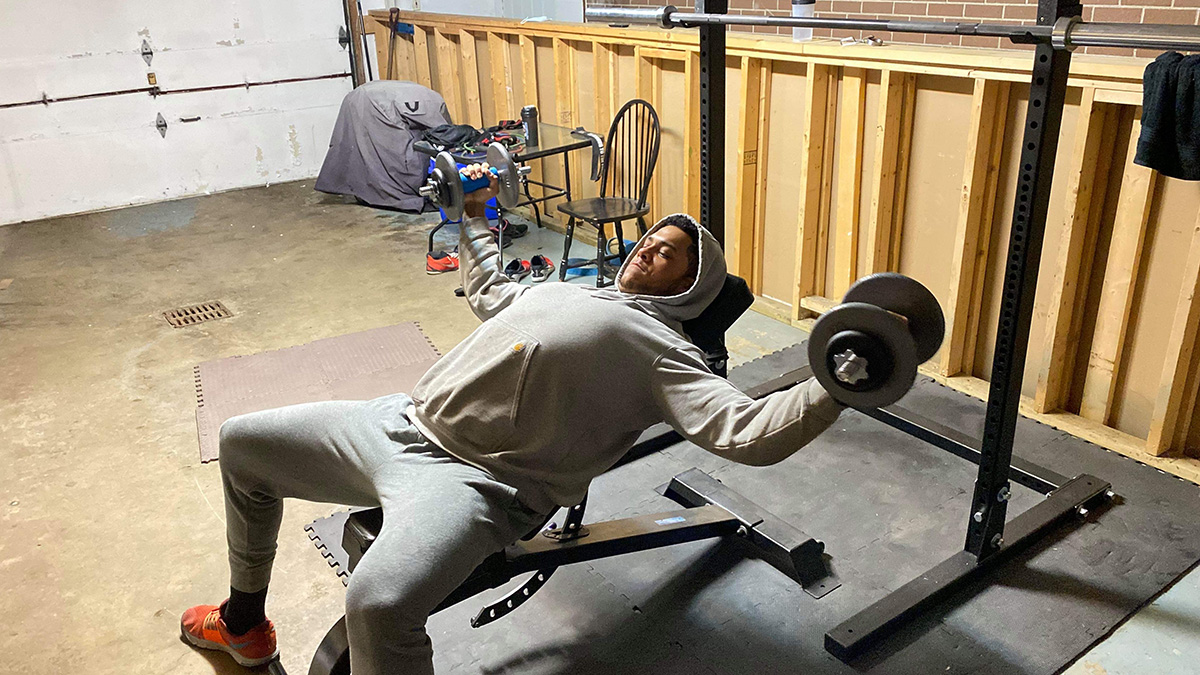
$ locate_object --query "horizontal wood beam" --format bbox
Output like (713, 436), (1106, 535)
(367, 10), (1151, 89)
(799, 295), (838, 314)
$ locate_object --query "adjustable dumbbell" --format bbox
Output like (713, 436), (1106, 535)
(418, 143), (531, 221)
(807, 273), (945, 409)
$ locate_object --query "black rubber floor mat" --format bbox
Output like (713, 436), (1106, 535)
(319, 343), (1200, 674)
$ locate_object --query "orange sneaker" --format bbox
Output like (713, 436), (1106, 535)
(426, 249), (459, 274)
(180, 601), (278, 667)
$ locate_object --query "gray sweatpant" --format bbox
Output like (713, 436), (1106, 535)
(218, 393), (549, 675)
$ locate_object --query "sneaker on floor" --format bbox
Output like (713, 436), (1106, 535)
(530, 255), (555, 283)
(489, 219), (528, 242)
(426, 249), (459, 274)
(503, 258), (532, 281)
(487, 229), (515, 249)
(180, 601), (278, 667)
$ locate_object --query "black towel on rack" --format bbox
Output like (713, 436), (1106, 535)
(1135, 51), (1200, 181)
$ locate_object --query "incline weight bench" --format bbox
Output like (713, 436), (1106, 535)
(304, 274), (840, 675)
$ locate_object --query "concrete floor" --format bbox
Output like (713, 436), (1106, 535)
(0, 180), (1196, 675)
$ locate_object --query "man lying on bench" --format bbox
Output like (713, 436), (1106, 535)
(180, 164), (846, 675)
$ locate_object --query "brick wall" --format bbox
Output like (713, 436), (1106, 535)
(585, 0), (1200, 56)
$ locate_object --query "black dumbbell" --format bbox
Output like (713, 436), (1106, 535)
(807, 273), (945, 409)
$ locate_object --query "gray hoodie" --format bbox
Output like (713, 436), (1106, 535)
(408, 214), (843, 514)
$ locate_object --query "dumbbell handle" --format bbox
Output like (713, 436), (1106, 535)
(460, 167), (500, 194)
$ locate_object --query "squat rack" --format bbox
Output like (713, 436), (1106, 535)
(587, 0), (1200, 661)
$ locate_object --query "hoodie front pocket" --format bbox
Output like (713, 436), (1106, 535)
(411, 320), (538, 449)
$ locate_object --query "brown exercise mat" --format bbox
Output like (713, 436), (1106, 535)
(194, 322), (441, 462)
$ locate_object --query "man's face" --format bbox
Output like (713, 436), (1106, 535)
(617, 225), (696, 296)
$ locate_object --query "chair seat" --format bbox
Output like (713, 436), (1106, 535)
(557, 197), (648, 223)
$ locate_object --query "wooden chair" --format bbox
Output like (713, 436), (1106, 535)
(556, 99), (661, 286)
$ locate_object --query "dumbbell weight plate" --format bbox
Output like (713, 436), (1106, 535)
(434, 152), (466, 221)
(842, 272), (945, 363)
(486, 144), (522, 209)
(808, 302), (919, 409)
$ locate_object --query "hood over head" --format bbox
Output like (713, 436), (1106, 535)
(605, 213), (727, 327)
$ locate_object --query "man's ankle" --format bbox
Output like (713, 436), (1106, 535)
(221, 586), (268, 635)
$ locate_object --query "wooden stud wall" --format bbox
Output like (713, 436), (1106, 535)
(368, 11), (1200, 483)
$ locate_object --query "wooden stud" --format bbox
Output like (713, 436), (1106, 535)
(376, 20), (416, 82)
(518, 35), (541, 202)
(1080, 113), (1158, 424)
(553, 38), (576, 127)
(732, 56), (763, 278)
(1033, 89), (1109, 412)
(684, 49), (702, 218)
(816, 72), (838, 295)
(373, 23), (392, 81)
(832, 67), (867, 300)
(864, 70), (905, 275)
(751, 60), (773, 294)
(593, 42), (614, 135)
(413, 27), (433, 89)
(460, 31), (484, 128)
(488, 32), (515, 124)
(434, 30), (462, 123)
(634, 48), (652, 220)
(593, 42), (615, 231)
(890, 73), (917, 271)
(963, 81), (1011, 375)
(519, 34), (537, 108)
(402, 32), (416, 81)
(634, 50), (659, 222)
(650, 59), (663, 222)
(941, 79), (1008, 377)
(1175, 328), (1200, 454)
(607, 43), (620, 132)
(553, 38), (583, 213)
(793, 63), (834, 319)
(1148, 211), (1200, 456)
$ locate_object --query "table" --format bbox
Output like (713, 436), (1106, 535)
(418, 122), (598, 271)
(508, 123), (594, 231)
(436, 122), (594, 233)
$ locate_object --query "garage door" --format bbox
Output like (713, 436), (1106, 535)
(0, 0), (355, 225)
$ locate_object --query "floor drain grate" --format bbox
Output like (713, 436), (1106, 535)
(163, 301), (232, 328)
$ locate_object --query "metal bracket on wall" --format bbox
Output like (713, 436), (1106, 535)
(338, 26), (350, 49)
(156, 113), (167, 138)
(141, 40), (154, 66)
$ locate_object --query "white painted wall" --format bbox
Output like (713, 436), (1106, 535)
(0, 0), (355, 225)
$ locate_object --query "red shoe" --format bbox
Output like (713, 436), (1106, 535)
(180, 601), (278, 667)
(426, 249), (459, 274)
